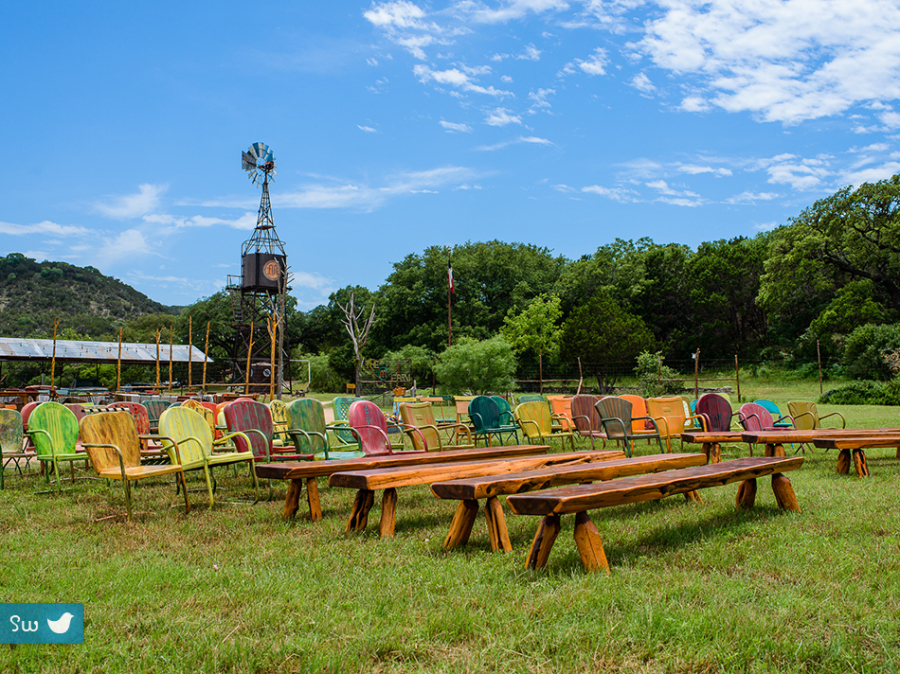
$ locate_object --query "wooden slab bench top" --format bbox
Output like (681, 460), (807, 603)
(258, 444), (552, 521)
(812, 434), (900, 477)
(431, 452), (706, 553)
(332, 449), (626, 538)
(506, 456), (803, 573)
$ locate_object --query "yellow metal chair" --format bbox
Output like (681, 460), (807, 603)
(514, 401), (575, 451)
(399, 401), (474, 451)
(646, 396), (707, 452)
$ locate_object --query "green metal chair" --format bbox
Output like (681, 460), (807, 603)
(27, 402), (84, 492)
(286, 398), (364, 460)
(470, 396), (520, 446)
(0, 408), (33, 489)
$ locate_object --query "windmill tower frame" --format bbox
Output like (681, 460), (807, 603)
(227, 142), (293, 395)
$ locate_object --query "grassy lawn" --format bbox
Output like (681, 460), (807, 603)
(1, 390), (898, 673)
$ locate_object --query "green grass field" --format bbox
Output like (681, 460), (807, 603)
(2, 389), (899, 673)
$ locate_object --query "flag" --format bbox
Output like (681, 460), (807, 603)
(448, 255), (455, 293)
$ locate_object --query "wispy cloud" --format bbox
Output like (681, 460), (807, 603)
(94, 184), (166, 219)
(440, 120), (473, 132)
(0, 220), (90, 236)
(484, 107), (522, 126)
(413, 64), (512, 97)
(475, 135), (553, 151)
(97, 229), (152, 264)
(581, 185), (641, 203)
(358, 125), (377, 133)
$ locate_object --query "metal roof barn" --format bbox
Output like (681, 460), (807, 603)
(0, 338), (212, 364)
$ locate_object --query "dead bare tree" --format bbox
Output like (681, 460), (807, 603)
(337, 291), (377, 395)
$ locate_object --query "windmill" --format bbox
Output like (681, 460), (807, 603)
(226, 142), (292, 396)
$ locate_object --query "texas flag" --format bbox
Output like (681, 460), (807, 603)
(448, 255), (455, 293)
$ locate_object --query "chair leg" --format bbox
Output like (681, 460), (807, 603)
(249, 460), (260, 504)
(202, 465), (214, 508)
(123, 478), (133, 521)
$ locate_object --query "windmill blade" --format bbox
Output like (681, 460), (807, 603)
(242, 151), (255, 171)
(264, 147), (274, 162)
(251, 142), (268, 160)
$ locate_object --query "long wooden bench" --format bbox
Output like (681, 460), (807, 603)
(506, 456), (803, 573)
(431, 453), (707, 553)
(255, 445), (551, 520)
(329, 449), (625, 537)
(812, 434), (900, 477)
(740, 428), (900, 458)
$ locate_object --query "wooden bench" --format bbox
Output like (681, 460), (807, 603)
(255, 445), (551, 521)
(329, 450), (625, 537)
(741, 428), (900, 460)
(812, 434), (900, 477)
(431, 452), (707, 553)
(506, 456), (803, 573)
(679, 431), (747, 463)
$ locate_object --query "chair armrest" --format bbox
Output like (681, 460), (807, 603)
(82, 441), (129, 477)
(214, 431), (252, 455)
(819, 411), (846, 428)
(244, 428), (271, 461)
(650, 415), (670, 435)
(684, 413), (708, 432)
(633, 415), (661, 434)
(27, 428), (56, 460)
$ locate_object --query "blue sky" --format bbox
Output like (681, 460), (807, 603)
(3, 1), (900, 309)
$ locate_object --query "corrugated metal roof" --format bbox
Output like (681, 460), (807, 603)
(0, 338), (212, 364)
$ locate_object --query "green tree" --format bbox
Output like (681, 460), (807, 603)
(559, 293), (656, 393)
(842, 323), (900, 380)
(433, 336), (517, 395)
(500, 294), (562, 391)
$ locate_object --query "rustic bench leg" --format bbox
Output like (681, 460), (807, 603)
(525, 514), (561, 570)
(379, 488), (398, 537)
(771, 473), (801, 512)
(736, 478), (757, 509)
(573, 511), (610, 573)
(764, 443), (785, 458)
(306, 478), (322, 521)
(444, 499), (479, 550)
(684, 489), (702, 503)
(346, 489), (375, 532)
(836, 449), (851, 475)
(485, 496), (512, 553)
(704, 442), (721, 464)
(852, 449), (869, 478)
(283, 479), (303, 520)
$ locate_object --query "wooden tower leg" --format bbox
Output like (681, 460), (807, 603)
(444, 499), (479, 550)
(573, 511), (609, 573)
(525, 514), (561, 570)
(484, 496), (512, 553)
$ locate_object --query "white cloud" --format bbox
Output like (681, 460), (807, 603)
(630, 72), (656, 94)
(0, 220), (89, 236)
(364, 1), (429, 30)
(841, 161), (900, 187)
(581, 185), (640, 202)
(485, 107), (522, 126)
(94, 183), (166, 219)
(561, 47), (608, 77)
(367, 57), (379, 66)
(754, 221), (779, 232)
(528, 88), (555, 111)
(358, 125), (377, 133)
(758, 153), (832, 189)
(637, 0), (900, 124)
(142, 212), (258, 230)
(677, 164), (732, 176)
(440, 120), (473, 132)
(727, 191), (781, 204)
(680, 96), (711, 112)
(461, 0), (570, 24)
(97, 229), (151, 263)
(413, 64), (512, 96)
(475, 135), (552, 151)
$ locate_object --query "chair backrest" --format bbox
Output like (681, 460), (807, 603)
(517, 394), (546, 405)
(79, 411), (142, 470)
(332, 396), (362, 443)
(754, 399), (784, 419)
(269, 400), (290, 429)
(738, 403), (775, 432)
(182, 399), (216, 434)
(547, 396), (573, 431)
(0, 408), (24, 455)
(619, 394), (650, 433)
(787, 401), (818, 430)
(107, 402), (152, 449)
(286, 399), (328, 453)
(514, 401), (553, 438)
(21, 401), (41, 429)
(570, 394), (602, 435)
(646, 397), (687, 437)
(595, 397), (634, 441)
(453, 396), (476, 423)
(159, 406), (213, 464)
(223, 399), (274, 458)
(490, 396), (514, 423)
(28, 402), (79, 458)
(144, 399), (173, 425)
(469, 396), (501, 433)
(64, 404), (87, 422)
(696, 393), (733, 433)
(398, 401), (438, 451)
(348, 400), (391, 456)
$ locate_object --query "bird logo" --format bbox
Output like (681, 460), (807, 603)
(46, 612), (75, 634)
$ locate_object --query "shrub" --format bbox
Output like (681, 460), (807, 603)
(842, 323), (900, 381)
(433, 336), (517, 395)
